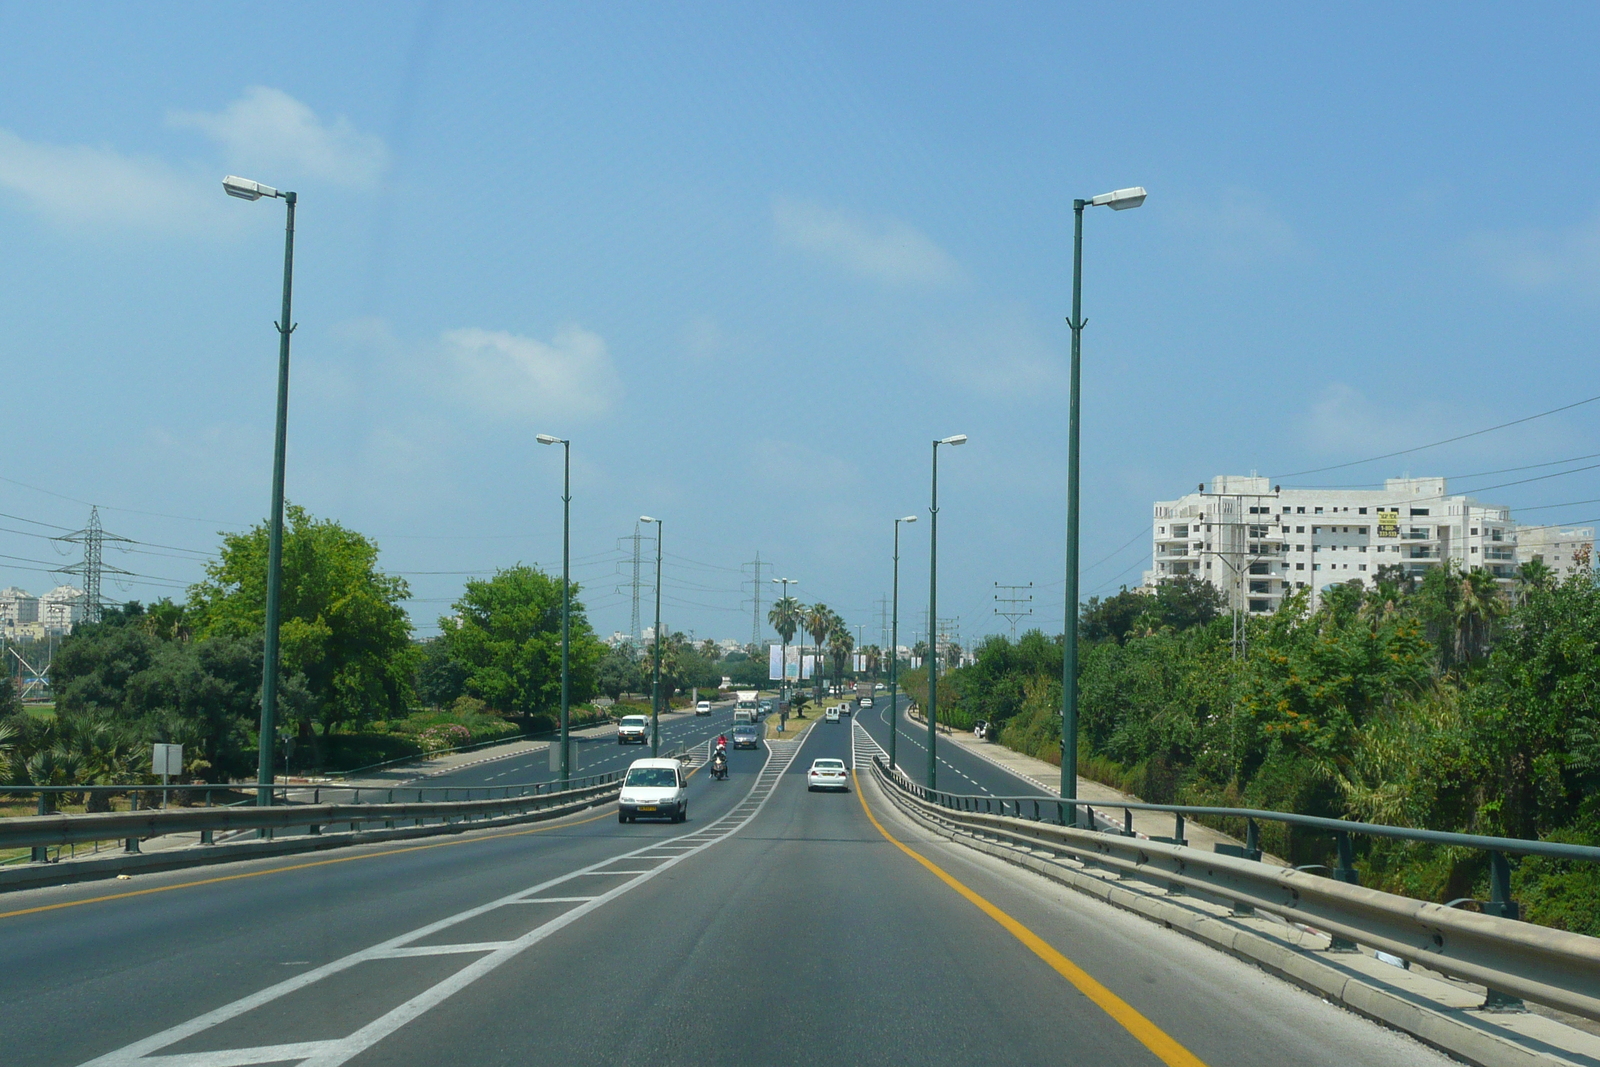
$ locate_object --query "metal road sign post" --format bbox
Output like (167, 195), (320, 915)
(152, 743), (182, 809)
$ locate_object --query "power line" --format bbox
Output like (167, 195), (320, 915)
(1278, 392), (1600, 478)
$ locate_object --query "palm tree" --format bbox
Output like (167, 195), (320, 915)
(911, 639), (929, 663)
(862, 644), (882, 679)
(768, 596), (801, 696)
(1516, 559), (1554, 605)
(1454, 567), (1507, 664)
(804, 603), (832, 702)
(826, 616), (855, 684)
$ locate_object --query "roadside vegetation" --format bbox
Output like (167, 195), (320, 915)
(914, 566), (1600, 934)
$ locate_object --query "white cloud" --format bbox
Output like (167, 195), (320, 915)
(1169, 188), (1300, 267)
(441, 324), (621, 420)
(1465, 211), (1600, 294)
(774, 198), (961, 287)
(0, 127), (223, 230)
(170, 86), (387, 187)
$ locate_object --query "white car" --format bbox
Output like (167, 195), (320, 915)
(807, 758), (849, 791)
(618, 758), (688, 823)
(824, 706), (840, 723)
(695, 700), (712, 715)
(859, 696), (873, 708)
(616, 714), (650, 745)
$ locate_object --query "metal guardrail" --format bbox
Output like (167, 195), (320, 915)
(0, 772), (623, 853)
(871, 756), (1600, 1023)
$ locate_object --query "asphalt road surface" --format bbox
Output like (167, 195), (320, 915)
(0, 713), (1451, 1067)
(855, 691), (1051, 798)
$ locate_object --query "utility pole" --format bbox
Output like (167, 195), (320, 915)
(742, 553), (768, 648)
(993, 582), (1034, 639)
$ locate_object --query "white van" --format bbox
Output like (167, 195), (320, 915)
(733, 709), (757, 725)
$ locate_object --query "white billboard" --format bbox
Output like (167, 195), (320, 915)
(767, 645), (815, 680)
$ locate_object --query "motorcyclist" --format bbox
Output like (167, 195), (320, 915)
(711, 747), (728, 779)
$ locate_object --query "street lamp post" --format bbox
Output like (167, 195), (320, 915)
(890, 515), (916, 773)
(1062, 186), (1146, 808)
(927, 434), (967, 789)
(223, 175), (297, 808)
(537, 434), (571, 789)
(640, 516), (663, 756)
(772, 577), (797, 704)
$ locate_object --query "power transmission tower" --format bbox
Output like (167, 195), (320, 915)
(741, 553), (768, 648)
(876, 595), (889, 649)
(993, 581), (1034, 639)
(55, 507), (133, 624)
(614, 525), (646, 644)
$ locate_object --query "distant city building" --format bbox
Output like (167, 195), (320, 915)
(39, 585), (85, 633)
(1515, 524), (1594, 581)
(1146, 476), (1519, 616)
(0, 587), (40, 626)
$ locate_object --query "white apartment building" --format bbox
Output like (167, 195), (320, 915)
(1146, 476), (1517, 615)
(0, 587), (40, 626)
(39, 585), (84, 632)
(1515, 524), (1595, 581)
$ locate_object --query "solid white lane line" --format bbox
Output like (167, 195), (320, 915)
(375, 943), (509, 958)
(139, 1043), (333, 1067)
(80, 743), (803, 1067)
(513, 897), (595, 903)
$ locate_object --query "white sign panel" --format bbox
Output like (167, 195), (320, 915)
(768, 646), (815, 680)
(152, 743), (183, 777)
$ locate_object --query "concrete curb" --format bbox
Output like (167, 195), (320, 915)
(871, 773), (1595, 1067)
(0, 792), (617, 894)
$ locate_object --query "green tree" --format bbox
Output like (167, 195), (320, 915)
(415, 637), (469, 709)
(597, 642), (643, 701)
(803, 603), (834, 698)
(188, 505), (415, 738)
(439, 564), (604, 725)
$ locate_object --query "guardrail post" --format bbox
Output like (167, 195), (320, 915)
(1123, 808), (1134, 837)
(1085, 806), (1095, 832)
(31, 793), (50, 863)
(1033, 799), (1040, 821)
(1485, 851), (1519, 920)
(1323, 831), (1361, 951)
(1173, 813), (1186, 846)
(1246, 818), (1260, 858)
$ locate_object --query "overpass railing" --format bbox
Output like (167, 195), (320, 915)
(871, 755), (1600, 1023)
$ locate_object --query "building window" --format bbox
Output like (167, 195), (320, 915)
(1315, 507), (1323, 514)
(1359, 508), (1368, 515)
(1411, 508), (1429, 516)
(1249, 599), (1270, 612)
(1248, 524), (1268, 538)
(1296, 562), (1305, 570)
(1296, 544), (1305, 552)
(1313, 545), (1320, 552)
(1359, 564), (1367, 572)
(1471, 528), (1478, 535)
(1471, 546), (1478, 554)
(1250, 581), (1270, 594)
(1359, 527), (1368, 535)
(1359, 546), (1367, 552)
(1249, 562), (1268, 575)
(1491, 529), (1503, 541)
(1313, 563), (1321, 570)
(1296, 507), (1305, 514)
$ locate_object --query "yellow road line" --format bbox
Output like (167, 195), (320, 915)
(852, 770), (1209, 1067)
(0, 806), (616, 922)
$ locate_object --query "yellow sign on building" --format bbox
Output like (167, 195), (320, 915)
(1377, 510), (1399, 538)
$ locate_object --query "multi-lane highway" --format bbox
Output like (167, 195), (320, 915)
(0, 711), (1451, 1067)
(856, 690), (1050, 798)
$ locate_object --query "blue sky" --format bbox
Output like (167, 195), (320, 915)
(3, 2), (1599, 644)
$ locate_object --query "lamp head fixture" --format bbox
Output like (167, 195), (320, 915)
(222, 175), (282, 201)
(937, 434), (968, 446)
(1089, 186), (1147, 210)
(536, 434), (564, 445)
(640, 515), (657, 524)
(899, 515), (918, 523)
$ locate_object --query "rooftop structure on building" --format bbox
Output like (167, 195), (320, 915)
(1145, 476), (1520, 616)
